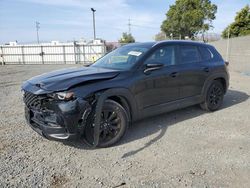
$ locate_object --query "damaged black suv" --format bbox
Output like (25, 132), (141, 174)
(22, 41), (229, 147)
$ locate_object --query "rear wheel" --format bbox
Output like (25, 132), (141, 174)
(83, 100), (129, 148)
(200, 80), (224, 111)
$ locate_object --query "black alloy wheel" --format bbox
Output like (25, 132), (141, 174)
(200, 80), (224, 111)
(83, 100), (129, 147)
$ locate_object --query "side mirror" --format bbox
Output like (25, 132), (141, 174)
(144, 63), (164, 74)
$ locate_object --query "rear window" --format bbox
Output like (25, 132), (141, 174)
(199, 46), (213, 61)
(180, 45), (200, 64)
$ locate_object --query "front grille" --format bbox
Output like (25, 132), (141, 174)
(23, 91), (45, 109)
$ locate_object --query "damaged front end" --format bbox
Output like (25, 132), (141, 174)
(23, 89), (93, 141)
(21, 65), (123, 147)
(22, 78), (118, 148)
(23, 89), (117, 148)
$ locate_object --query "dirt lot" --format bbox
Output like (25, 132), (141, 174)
(0, 65), (249, 188)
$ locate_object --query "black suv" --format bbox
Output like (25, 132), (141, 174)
(22, 41), (229, 147)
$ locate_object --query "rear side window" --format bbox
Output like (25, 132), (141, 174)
(199, 46), (213, 61)
(179, 45), (200, 64)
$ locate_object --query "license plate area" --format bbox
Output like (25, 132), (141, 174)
(25, 106), (31, 123)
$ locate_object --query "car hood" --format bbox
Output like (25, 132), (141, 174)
(25, 66), (120, 91)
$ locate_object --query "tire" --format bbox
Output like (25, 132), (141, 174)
(83, 100), (129, 148)
(200, 80), (224, 112)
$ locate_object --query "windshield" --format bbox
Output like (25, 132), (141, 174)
(92, 45), (150, 70)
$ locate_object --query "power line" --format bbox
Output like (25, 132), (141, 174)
(131, 24), (159, 30)
(127, 18), (159, 34)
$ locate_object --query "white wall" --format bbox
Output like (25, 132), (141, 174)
(210, 36), (250, 72)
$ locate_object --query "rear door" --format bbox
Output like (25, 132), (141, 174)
(177, 44), (211, 99)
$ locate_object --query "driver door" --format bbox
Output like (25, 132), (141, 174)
(133, 45), (180, 110)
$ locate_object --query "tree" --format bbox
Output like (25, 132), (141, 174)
(119, 32), (135, 43)
(161, 0), (217, 39)
(222, 5), (250, 38)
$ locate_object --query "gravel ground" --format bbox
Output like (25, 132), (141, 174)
(0, 65), (250, 188)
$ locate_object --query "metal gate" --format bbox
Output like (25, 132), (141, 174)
(0, 43), (106, 65)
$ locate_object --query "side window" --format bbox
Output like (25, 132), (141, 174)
(145, 45), (176, 66)
(199, 46), (214, 61)
(179, 45), (200, 64)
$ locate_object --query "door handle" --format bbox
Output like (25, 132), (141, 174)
(170, 72), (178, 78)
(203, 67), (210, 73)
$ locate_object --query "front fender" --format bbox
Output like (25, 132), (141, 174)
(86, 88), (139, 147)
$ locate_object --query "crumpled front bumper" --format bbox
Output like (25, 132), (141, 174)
(24, 96), (91, 141)
(21, 80), (93, 141)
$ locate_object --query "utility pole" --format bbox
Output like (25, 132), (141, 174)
(226, 27), (230, 62)
(128, 18), (131, 34)
(35, 21), (40, 44)
(91, 8), (96, 40)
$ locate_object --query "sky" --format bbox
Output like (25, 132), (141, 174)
(0, 0), (249, 44)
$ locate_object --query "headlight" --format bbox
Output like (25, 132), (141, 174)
(48, 91), (75, 101)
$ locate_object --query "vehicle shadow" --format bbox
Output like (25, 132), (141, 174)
(63, 89), (249, 154)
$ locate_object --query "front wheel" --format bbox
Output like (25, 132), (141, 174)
(200, 80), (224, 111)
(83, 100), (129, 148)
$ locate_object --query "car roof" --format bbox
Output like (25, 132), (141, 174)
(154, 40), (213, 47)
(124, 40), (212, 48)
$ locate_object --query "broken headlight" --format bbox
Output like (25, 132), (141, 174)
(48, 91), (75, 101)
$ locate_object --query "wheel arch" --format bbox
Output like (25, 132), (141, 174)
(88, 87), (138, 147)
(214, 77), (227, 93)
(107, 95), (132, 121)
(202, 73), (229, 99)
(93, 88), (138, 121)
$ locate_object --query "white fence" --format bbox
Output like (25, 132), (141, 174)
(0, 42), (106, 65)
